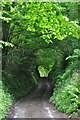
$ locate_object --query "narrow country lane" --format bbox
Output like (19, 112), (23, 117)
(6, 79), (68, 118)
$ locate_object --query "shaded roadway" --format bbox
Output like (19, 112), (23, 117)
(6, 79), (68, 118)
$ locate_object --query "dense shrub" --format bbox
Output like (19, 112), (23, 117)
(0, 80), (13, 119)
(50, 49), (80, 115)
(1, 45), (37, 119)
(1, 71), (37, 119)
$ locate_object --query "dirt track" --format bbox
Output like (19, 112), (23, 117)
(6, 79), (68, 118)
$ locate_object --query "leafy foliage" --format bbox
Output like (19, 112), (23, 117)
(60, 2), (78, 21)
(0, 80), (13, 119)
(1, 2), (79, 45)
(0, 40), (14, 48)
(50, 49), (80, 114)
(0, 2), (79, 118)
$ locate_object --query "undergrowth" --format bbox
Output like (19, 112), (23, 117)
(50, 49), (80, 115)
(1, 73), (37, 120)
(0, 80), (13, 120)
